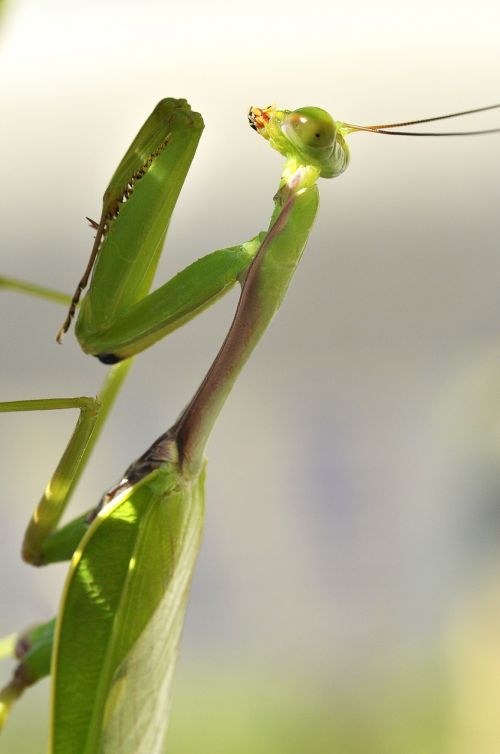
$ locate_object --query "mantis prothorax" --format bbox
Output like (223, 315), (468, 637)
(1, 98), (499, 754)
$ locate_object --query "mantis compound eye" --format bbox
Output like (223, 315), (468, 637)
(282, 106), (337, 164)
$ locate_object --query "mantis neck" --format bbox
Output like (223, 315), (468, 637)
(174, 166), (320, 478)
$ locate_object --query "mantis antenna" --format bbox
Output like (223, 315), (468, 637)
(340, 102), (500, 136)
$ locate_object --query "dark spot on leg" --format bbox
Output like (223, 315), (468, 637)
(96, 353), (123, 364)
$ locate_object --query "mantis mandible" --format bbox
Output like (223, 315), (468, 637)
(0, 98), (499, 754)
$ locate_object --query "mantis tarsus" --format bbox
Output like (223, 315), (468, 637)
(1, 97), (499, 754)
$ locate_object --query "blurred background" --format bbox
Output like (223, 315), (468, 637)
(1, 0), (500, 751)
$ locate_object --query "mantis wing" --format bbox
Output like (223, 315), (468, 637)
(51, 460), (205, 754)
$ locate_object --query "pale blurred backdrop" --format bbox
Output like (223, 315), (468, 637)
(1, 0), (500, 751)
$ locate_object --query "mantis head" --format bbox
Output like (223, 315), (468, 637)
(249, 102), (500, 187)
(248, 104), (350, 181)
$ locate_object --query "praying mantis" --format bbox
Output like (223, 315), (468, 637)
(0, 97), (499, 754)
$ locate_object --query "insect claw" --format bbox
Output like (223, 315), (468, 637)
(85, 217), (100, 230)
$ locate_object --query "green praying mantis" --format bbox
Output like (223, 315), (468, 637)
(1, 97), (500, 754)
